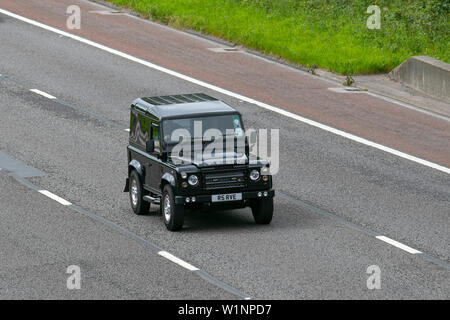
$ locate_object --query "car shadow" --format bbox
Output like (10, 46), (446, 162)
(182, 208), (257, 232)
(145, 198), (314, 232)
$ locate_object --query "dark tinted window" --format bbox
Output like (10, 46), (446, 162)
(163, 115), (243, 143)
(151, 123), (160, 151)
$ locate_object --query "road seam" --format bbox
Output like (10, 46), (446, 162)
(0, 8), (449, 175)
(1, 74), (127, 130)
(277, 191), (450, 270)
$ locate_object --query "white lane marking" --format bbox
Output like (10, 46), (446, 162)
(158, 250), (200, 271)
(30, 89), (56, 99)
(38, 190), (72, 206)
(375, 236), (422, 254)
(1, 8), (449, 175)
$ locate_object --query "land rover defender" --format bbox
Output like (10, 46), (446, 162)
(124, 93), (274, 231)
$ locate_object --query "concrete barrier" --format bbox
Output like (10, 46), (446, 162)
(389, 56), (450, 104)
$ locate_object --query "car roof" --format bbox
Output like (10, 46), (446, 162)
(132, 93), (239, 120)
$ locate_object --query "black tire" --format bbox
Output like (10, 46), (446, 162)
(251, 197), (273, 224)
(161, 185), (184, 231)
(129, 170), (150, 215)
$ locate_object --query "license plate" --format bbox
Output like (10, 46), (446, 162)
(212, 193), (242, 202)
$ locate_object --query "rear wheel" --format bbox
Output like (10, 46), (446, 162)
(162, 185), (184, 231)
(129, 170), (150, 215)
(251, 197), (273, 224)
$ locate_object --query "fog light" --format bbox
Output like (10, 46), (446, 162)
(182, 182), (188, 188)
(263, 191), (268, 197)
(185, 197), (190, 203)
(262, 175), (269, 182)
(257, 192), (262, 197)
(191, 197), (196, 202)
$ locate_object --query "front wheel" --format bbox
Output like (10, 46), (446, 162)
(162, 185), (184, 231)
(251, 197), (273, 224)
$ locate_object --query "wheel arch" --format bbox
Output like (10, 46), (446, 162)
(128, 159), (144, 177)
(160, 172), (176, 191)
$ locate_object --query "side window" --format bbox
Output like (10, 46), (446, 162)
(151, 123), (160, 151)
(137, 113), (150, 148)
(129, 109), (138, 142)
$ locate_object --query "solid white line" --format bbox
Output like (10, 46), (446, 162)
(38, 190), (72, 206)
(1, 8), (449, 175)
(158, 251), (199, 271)
(375, 235), (422, 254)
(30, 89), (56, 99)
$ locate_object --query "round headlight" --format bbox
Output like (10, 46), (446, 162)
(188, 175), (199, 186)
(250, 169), (260, 181)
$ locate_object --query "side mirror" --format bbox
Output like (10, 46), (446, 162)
(146, 140), (155, 153)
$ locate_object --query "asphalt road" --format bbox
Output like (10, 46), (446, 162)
(0, 1), (449, 299)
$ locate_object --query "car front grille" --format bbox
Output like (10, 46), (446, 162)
(204, 171), (246, 190)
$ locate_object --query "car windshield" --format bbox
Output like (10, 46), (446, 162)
(163, 114), (244, 143)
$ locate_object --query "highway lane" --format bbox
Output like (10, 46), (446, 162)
(0, 173), (237, 299)
(0, 78), (448, 299)
(0, 8), (449, 298)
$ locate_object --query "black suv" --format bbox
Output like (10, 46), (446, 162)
(124, 93), (274, 231)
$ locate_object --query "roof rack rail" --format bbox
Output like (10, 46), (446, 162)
(142, 93), (217, 106)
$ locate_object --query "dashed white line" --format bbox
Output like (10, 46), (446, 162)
(158, 250), (200, 271)
(1, 8), (449, 176)
(30, 89), (57, 100)
(375, 235), (422, 254)
(38, 190), (72, 206)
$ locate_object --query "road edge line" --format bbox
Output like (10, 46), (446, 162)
(0, 7), (449, 175)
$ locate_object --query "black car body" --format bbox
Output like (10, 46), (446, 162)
(124, 93), (274, 231)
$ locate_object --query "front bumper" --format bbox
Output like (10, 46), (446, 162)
(174, 189), (275, 205)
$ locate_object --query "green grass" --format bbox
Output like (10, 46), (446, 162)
(104, 0), (449, 74)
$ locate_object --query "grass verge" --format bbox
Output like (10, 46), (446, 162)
(102, 0), (449, 74)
